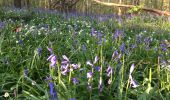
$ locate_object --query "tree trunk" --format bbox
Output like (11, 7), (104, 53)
(14, 0), (22, 8)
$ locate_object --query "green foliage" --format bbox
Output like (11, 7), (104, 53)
(0, 8), (170, 100)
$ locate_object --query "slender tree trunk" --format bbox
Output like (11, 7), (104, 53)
(14, 0), (22, 8)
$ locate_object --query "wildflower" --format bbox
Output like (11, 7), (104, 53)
(86, 61), (93, 67)
(112, 50), (121, 61)
(37, 47), (43, 55)
(136, 34), (142, 44)
(119, 43), (126, 53)
(87, 72), (93, 79)
(113, 29), (122, 40)
(72, 78), (79, 85)
(129, 63), (139, 88)
(130, 44), (137, 49)
(62, 55), (70, 64)
(0, 21), (5, 29)
(95, 66), (101, 72)
(4, 92), (9, 98)
(71, 64), (79, 69)
(49, 82), (58, 100)
(93, 56), (99, 64)
(47, 47), (53, 54)
(129, 63), (135, 75)
(98, 78), (103, 92)
(61, 64), (69, 75)
(160, 43), (167, 52)
(129, 75), (139, 88)
(144, 37), (152, 49)
(47, 54), (57, 67)
(106, 65), (113, 77)
(90, 28), (96, 37)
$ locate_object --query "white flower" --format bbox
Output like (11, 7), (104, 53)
(4, 92), (9, 98)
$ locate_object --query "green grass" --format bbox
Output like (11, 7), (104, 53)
(0, 8), (170, 100)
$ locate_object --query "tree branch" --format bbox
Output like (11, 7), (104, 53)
(92, 0), (170, 16)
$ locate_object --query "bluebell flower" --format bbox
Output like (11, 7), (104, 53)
(47, 54), (57, 67)
(48, 82), (58, 100)
(144, 37), (152, 49)
(95, 66), (101, 72)
(61, 55), (70, 64)
(136, 34), (142, 44)
(106, 65), (113, 77)
(119, 43), (126, 53)
(160, 43), (167, 52)
(129, 75), (139, 88)
(47, 47), (53, 54)
(37, 47), (42, 55)
(72, 78), (79, 85)
(93, 56), (99, 64)
(61, 64), (69, 75)
(129, 63), (139, 88)
(86, 61), (93, 67)
(98, 78), (103, 92)
(87, 72), (93, 78)
(113, 29), (122, 40)
(112, 50), (121, 61)
(71, 64), (79, 69)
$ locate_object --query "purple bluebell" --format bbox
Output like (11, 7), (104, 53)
(0, 21), (5, 29)
(48, 82), (58, 100)
(47, 47), (53, 54)
(144, 37), (152, 49)
(95, 66), (101, 72)
(136, 34), (142, 44)
(71, 64), (78, 69)
(98, 79), (103, 92)
(119, 43), (126, 53)
(61, 55), (70, 64)
(160, 43), (167, 52)
(113, 29), (122, 40)
(90, 28), (96, 37)
(129, 75), (139, 88)
(72, 78), (79, 85)
(130, 44), (137, 49)
(37, 47), (42, 55)
(87, 72), (93, 78)
(106, 65), (113, 77)
(61, 64), (69, 75)
(129, 63), (139, 88)
(47, 54), (57, 67)
(112, 50), (121, 61)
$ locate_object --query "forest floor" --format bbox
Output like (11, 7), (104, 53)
(0, 8), (170, 100)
